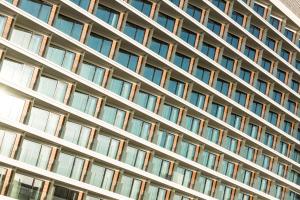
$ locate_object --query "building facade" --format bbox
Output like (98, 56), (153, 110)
(0, 0), (299, 199)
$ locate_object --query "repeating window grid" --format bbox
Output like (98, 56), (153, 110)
(2, 0), (300, 197)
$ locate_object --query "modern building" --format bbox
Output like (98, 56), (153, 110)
(0, 0), (299, 199)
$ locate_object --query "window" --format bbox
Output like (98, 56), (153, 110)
(195, 66), (211, 84)
(170, 0), (180, 6)
(173, 166), (192, 187)
(200, 150), (217, 169)
(244, 146), (256, 161)
(70, 0), (90, 10)
(277, 69), (286, 83)
(253, 3), (265, 17)
(226, 33), (239, 48)
(53, 14), (83, 40)
(265, 37), (275, 50)
(123, 146), (146, 169)
(118, 175), (142, 199)
(204, 126), (221, 144)
(150, 156), (170, 178)
(135, 90), (157, 111)
(201, 42), (216, 60)
(216, 78), (230, 96)
(224, 136), (239, 153)
(86, 163), (114, 190)
(87, 33), (112, 57)
(116, 49), (139, 71)
(101, 105), (126, 128)
(296, 60), (300, 70)
(261, 154), (272, 169)
(36, 76), (67, 103)
(276, 163), (286, 177)
(258, 177), (269, 193)
(186, 4), (202, 21)
(291, 80), (299, 92)
(281, 49), (290, 62)
(108, 77), (132, 99)
(95, 5), (119, 28)
(231, 11), (244, 26)
(150, 38), (169, 58)
(210, 102), (225, 119)
(69, 91), (98, 115)
(124, 22), (145, 44)
(10, 27), (42, 54)
(45, 45), (75, 70)
(156, 130), (175, 151)
(0, 129), (16, 157)
(52, 185), (79, 200)
(244, 45), (256, 61)
(157, 12), (175, 32)
(221, 185), (233, 200)
(263, 132), (274, 147)
(207, 18), (221, 35)
(279, 141), (289, 156)
(128, 118), (151, 140)
(251, 101), (263, 116)
(239, 68), (252, 83)
(269, 16), (280, 30)
(284, 28), (294, 41)
(212, 0), (226, 11)
(240, 169), (253, 185)
(147, 185), (167, 200)
(0, 58), (34, 88)
(256, 79), (267, 94)
(246, 123), (259, 139)
(249, 24), (261, 38)
(18, 139), (51, 169)
(0, 93), (26, 122)
(8, 173), (44, 200)
(268, 111), (278, 126)
(54, 152), (84, 180)
(131, 0), (152, 16)
(234, 90), (247, 106)
(229, 113), (242, 130)
(77, 62), (105, 85)
(18, 0), (51, 22)
(168, 78), (185, 98)
(143, 64), (163, 85)
(0, 15), (7, 36)
(195, 175), (214, 196)
(184, 115), (201, 134)
(261, 58), (272, 72)
(289, 170), (300, 184)
(61, 121), (91, 147)
(162, 103), (179, 123)
(221, 56), (234, 71)
(272, 90), (282, 104)
(180, 28), (196, 46)
(173, 53), (191, 71)
(178, 140), (196, 160)
(189, 91), (206, 109)
(92, 133), (120, 159)
(27, 106), (60, 135)
(287, 100), (296, 113)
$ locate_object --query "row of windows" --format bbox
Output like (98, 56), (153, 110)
(1, 126), (298, 200)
